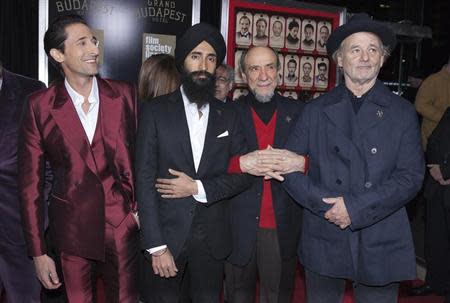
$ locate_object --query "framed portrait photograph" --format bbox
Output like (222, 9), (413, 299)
(316, 20), (331, 53)
(253, 13), (269, 46)
(285, 17), (301, 50)
(269, 15), (285, 49)
(299, 55), (314, 89)
(301, 19), (316, 52)
(278, 53), (285, 86)
(236, 11), (253, 46)
(314, 57), (330, 89)
(234, 50), (245, 83)
(284, 54), (299, 87)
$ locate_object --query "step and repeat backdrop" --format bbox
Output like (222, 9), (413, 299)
(39, 0), (199, 85)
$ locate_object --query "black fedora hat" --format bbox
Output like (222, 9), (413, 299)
(326, 13), (396, 57)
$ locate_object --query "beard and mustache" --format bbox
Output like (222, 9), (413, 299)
(182, 70), (215, 108)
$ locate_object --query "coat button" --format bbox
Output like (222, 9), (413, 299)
(336, 179), (342, 185)
(371, 147), (377, 154)
(365, 182), (372, 188)
(256, 216), (259, 220)
(334, 146), (340, 153)
(257, 192), (261, 196)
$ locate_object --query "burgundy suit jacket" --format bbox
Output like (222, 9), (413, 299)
(19, 77), (137, 260)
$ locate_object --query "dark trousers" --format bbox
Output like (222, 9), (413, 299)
(0, 242), (41, 303)
(58, 213), (139, 303)
(225, 228), (297, 303)
(148, 222), (224, 303)
(305, 269), (399, 303)
(424, 189), (450, 295)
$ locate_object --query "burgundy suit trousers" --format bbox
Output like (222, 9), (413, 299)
(60, 213), (139, 303)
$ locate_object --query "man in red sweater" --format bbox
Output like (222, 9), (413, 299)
(225, 46), (306, 303)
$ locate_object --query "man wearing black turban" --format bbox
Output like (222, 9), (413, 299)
(135, 23), (251, 302)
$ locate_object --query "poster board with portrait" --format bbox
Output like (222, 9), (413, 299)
(222, 0), (345, 103)
(39, 0), (199, 85)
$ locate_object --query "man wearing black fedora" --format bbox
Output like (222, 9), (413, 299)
(281, 13), (424, 302)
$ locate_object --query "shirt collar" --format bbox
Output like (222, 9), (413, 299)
(65, 76), (99, 106)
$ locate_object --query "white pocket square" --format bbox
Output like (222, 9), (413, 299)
(217, 131), (229, 138)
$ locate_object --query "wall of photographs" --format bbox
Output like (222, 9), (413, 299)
(224, 0), (345, 102)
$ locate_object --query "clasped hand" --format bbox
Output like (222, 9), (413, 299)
(240, 146), (306, 181)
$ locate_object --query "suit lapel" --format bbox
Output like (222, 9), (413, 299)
(97, 78), (122, 162)
(241, 99), (259, 150)
(197, 100), (223, 176)
(50, 82), (97, 175)
(170, 91), (196, 173)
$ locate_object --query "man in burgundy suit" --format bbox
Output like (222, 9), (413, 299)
(0, 61), (46, 303)
(18, 15), (139, 302)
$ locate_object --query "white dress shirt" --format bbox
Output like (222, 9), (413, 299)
(65, 77), (99, 144)
(148, 86), (210, 255)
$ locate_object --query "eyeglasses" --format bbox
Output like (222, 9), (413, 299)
(216, 76), (230, 84)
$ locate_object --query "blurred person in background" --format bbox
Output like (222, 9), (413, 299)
(138, 54), (180, 101)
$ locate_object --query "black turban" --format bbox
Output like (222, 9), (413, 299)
(175, 23), (226, 71)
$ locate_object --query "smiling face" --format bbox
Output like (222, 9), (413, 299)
(242, 46), (278, 102)
(239, 17), (250, 34)
(51, 23), (99, 82)
(337, 32), (384, 89)
(319, 25), (330, 42)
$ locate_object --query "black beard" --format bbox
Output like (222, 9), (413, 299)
(182, 71), (215, 108)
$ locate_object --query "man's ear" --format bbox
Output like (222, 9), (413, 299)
(50, 48), (64, 63)
(240, 69), (247, 83)
(336, 52), (343, 68)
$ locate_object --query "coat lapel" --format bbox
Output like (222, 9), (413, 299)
(241, 98), (258, 150)
(50, 82), (97, 176)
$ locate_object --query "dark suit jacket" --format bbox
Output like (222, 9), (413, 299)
(135, 89), (251, 260)
(0, 69), (45, 246)
(227, 94), (303, 266)
(19, 78), (137, 260)
(424, 107), (450, 207)
(284, 81), (425, 285)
